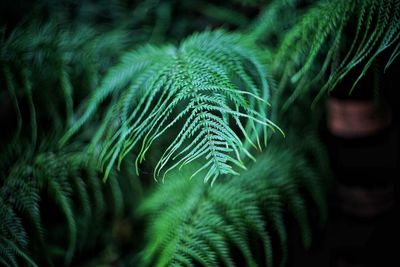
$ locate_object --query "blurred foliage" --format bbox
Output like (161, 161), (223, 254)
(273, 0), (400, 109)
(0, 0), (398, 266)
(136, 130), (329, 267)
(0, 137), (141, 266)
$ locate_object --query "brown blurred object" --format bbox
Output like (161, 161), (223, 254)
(327, 98), (391, 138)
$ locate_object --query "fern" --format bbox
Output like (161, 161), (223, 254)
(0, 1), (348, 266)
(0, 139), (136, 266)
(0, 19), (130, 144)
(137, 135), (327, 267)
(62, 30), (281, 183)
(0, 237), (38, 267)
(273, 0), (400, 106)
(246, 0), (301, 44)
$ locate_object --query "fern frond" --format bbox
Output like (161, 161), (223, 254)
(0, 237), (38, 267)
(34, 152), (77, 265)
(0, 138), (139, 266)
(274, 0), (400, 105)
(71, 174), (92, 249)
(0, 161), (38, 267)
(1, 171), (43, 243)
(246, 0), (300, 43)
(0, 198), (28, 249)
(138, 137), (326, 267)
(0, 19), (130, 141)
(84, 167), (107, 247)
(62, 30), (280, 183)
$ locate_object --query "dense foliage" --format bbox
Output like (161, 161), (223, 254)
(1, 0), (398, 266)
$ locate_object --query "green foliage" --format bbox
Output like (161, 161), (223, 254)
(137, 134), (327, 267)
(273, 0), (400, 107)
(62, 30), (281, 184)
(2, 0), (397, 266)
(246, 0), (301, 44)
(0, 19), (140, 267)
(0, 19), (130, 145)
(0, 140), (134, 266)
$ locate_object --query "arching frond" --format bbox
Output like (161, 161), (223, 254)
(138, 136), (327, 267)
(0, 19), (129, 143)
(273, 0), (400, 106)
(0, 237), (38, 267)
(62, 30), (281, 183)
(0, 139), (138, 266)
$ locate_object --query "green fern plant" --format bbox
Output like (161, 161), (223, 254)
(0, 139), (134, 267)
(3, 0), (397, 266)
(273, 0), (400, 107)
(0, 19), (132, 148)
(137, 133), (327, 267)
(62, 30), (282, 184)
